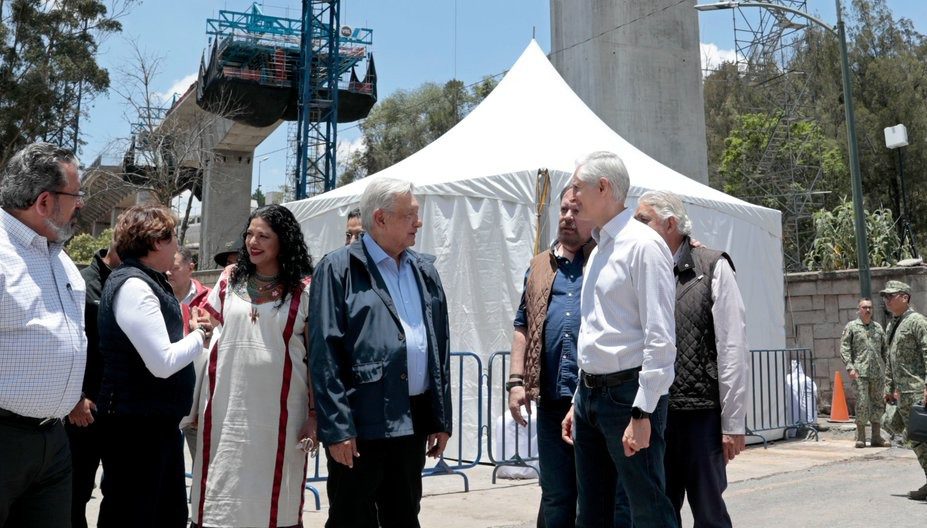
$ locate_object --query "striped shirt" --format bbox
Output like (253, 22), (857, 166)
(0, 208), (86, 418)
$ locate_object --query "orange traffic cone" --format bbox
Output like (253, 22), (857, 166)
(827, 371), (852, 423)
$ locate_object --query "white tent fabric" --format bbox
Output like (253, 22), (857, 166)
(287, 40), (785, 458)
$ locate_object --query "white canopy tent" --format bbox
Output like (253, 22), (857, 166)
(287, 41), (786, 456)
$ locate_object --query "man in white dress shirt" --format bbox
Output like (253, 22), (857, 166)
(636, 190), (749, 528)
(0, 142), (87, 527)
(561, 151), (678, 528)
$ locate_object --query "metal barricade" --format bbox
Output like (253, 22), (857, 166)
(487, 350), (540, 483)
(746, 348), (818, 447)
(422, 351), (484, 491)
(303, 351), (484, 508)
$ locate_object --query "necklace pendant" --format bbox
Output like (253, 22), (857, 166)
(250, 306), (259, 323)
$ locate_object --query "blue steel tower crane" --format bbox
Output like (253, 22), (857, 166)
(295, 0), (374, 199)
(196, 2), (375, 200)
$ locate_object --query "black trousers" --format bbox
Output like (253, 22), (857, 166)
(97, 415), (188, 528)
(0, 419), (72, 528)
(664, 408), (733, 528)
(325, 394), (436, 528)
(66, 417), (103, 528)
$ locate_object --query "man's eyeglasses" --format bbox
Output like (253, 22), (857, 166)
(51, 189), (86, 201)
(345, 231), (365, 242)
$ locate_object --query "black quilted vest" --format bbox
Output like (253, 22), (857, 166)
(96, 258), (194, 421)
(669, 242), (733, 411)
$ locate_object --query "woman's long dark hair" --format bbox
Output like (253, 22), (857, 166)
(230, 204), (314, 306)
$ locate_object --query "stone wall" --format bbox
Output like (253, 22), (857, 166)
(785, 265), (927, 413)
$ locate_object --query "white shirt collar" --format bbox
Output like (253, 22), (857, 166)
(0, 208), (61, 253)
(592, 207), (633, 244)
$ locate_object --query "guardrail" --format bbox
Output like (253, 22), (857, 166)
(302, 351), (485, 510)
(746, 348), (818, 447)
(487, 351), (539, 484)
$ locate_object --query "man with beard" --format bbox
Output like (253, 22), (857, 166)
(0, 142), (88, 527)
(507, 187), (597, 527)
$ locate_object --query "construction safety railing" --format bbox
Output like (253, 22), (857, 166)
(486, 351), (540, 483)
(746, 348), (818, 447)
(302, 351), (485, 509)
(421, 351), (484, 491)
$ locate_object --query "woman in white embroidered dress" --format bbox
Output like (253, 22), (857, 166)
(191, 205), (316, 528)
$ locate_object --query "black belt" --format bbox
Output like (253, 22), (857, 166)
(581, 367), (641, 389)
(0, 408), (62, 429)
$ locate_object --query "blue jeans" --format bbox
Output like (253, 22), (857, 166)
(537, 399), (577, 527)
(573, 381), (677, 528)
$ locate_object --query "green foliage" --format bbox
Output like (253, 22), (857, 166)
(803, 199), (903, 271)
(719, 113), (847, 203)
(0, 1), (130, 164)
(65, 228), (112, 264)
(252, 188), (266, 207)
(704, 0), (927, 267)
(338, 77), (498, 186)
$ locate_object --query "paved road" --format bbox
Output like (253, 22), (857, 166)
(717, 447), (926, 528)
(502, 442), (927, 528)
(80, 432), (927, 527)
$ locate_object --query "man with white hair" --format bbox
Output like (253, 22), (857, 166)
(561, 151), (678, 527)
(635, 189), (749, 528)
(309, 177), (453, 528)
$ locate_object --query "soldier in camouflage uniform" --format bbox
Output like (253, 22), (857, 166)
(880, 280), (927, 500)
(840, 298), (887, 447)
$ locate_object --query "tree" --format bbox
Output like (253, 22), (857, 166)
(338, 77), (498, 185)
(252, 187), (265, 207)
(0, 0), (134, 165)
(718, 113), (847, 267)
(703, 0), (927, 262)
(108, 42), (239, 245)
(65, 227), (112, 264)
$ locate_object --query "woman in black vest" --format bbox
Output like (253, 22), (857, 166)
(96, 204), (212, 528)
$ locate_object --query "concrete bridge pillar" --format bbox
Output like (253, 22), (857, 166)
(550, 0), (709, 184)
(200, 150), (253, 269)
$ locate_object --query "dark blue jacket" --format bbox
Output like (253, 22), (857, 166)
(96, 259), (194, 421)
(309, 241), (452, 444)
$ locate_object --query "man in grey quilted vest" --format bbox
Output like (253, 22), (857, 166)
(635, 190), (749, 528)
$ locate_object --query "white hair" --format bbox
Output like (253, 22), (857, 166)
(574, 151), (630, 204)
(360, 177), (414, 231)
(638, 190), (692, 236)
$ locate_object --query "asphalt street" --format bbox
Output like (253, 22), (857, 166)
(79, 429), (927, 527)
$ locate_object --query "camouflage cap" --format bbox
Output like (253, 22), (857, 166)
(880, 280), (912, 295)
(213, 238), (243, 267)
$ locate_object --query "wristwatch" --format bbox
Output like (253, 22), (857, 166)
(631, 407), (650, 420)
(505, 379), (524, 392)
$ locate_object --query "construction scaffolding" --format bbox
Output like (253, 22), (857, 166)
(294, 1), (375, 199)
(196, 2), (376, 198)
(727, 1), (826, 271)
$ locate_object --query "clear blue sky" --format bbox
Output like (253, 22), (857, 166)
(79, 0), (926, 197)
